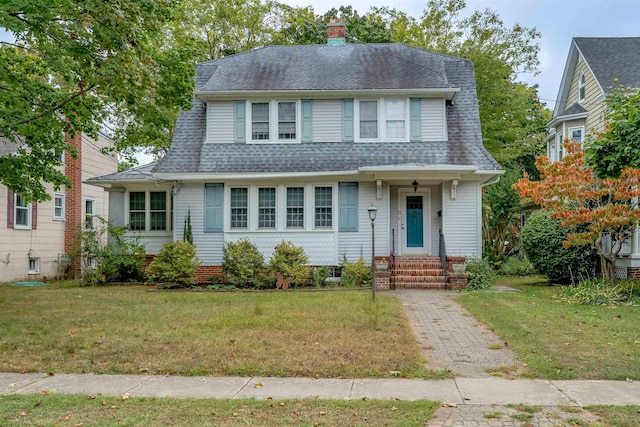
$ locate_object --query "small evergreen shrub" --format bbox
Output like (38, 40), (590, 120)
(311, 267), (330, 287)
(465, 258), (496, 291)
(269, 240), (310, 286)
(521, 210), (599, 284)
(222, 238), (264, 287)
(340, 258), (371, 287)
(147, 241), (200, 288)
(498, 255), (536, 276)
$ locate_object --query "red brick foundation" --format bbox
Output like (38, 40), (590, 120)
(628, 267), (640, 279)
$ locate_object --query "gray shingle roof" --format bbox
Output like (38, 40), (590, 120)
(153, 43), (501, 176)
(575, 37), (640, 92)
(85, 162), (157, 184)
(557, 102), (588, 118)
(198, 44), (451, 92)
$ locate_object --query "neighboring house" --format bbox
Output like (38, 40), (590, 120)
(548, 37), (640, 278)
(0, 132), (118, 282)
(88, 20), (503, 288)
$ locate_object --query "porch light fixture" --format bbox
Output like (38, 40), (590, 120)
(367, 205), (378, 303)
(412, 180), (419, 192)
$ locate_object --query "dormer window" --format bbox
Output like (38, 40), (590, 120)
(578, 72), (585, 103)
(246, 100), (300, 143)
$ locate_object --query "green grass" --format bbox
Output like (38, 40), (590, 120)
(458, 277), (640, 380)
(0, 394), (438, 426)
(0, 281), (435, 378)
(587, 405), (640, 427)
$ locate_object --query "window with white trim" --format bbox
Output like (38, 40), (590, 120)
(129, 192), (145, 230)
(557, 131), (564, 160)
(28, 258), (40, 274)
(314, 186), (333, 228)
(359, 100), (378, 139)
(230, 187), (248, 229)
(150, 191), (167, 231)
(578, 71), (586, 103)
(385, 99), (406, 139)
(14, 193), (31, 228)
(53, 192), (65, 221)
(549, 140), (557, 162)
(569, 126), (584, 144)
(248, 101), (300, 143)
(128, 191), (171, 232)
(251, 102), (270, 140)
(278, 102), (296, 140)
(286, 187), (304, 229)
(85, 198), (96, 228)
(258, 187), (276, 229)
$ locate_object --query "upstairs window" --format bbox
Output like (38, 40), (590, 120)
(15, 193), (31, 228)
(7, 191), (36, 230)
(85, 198), (96, 229)
(569, 126), (584, 144)
(53, 192), (65, 221)
(385, 99), (406, 139)
(578, 72), (586, 103)
(278, 102), (296, 140)
(359, 100), (378, 139)
(251, 102), (270, 140)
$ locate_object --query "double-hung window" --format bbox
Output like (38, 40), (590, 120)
(53, 192), (65, 221)
(252, 102), (270, 140)
(286, 187), (304, 229)
(385, 99), (406, 138)
(258, 187), (276, 229)
(85, 198), (96, 229)
(230, 188), (248, 229)
(578, 72), (586, 103)
(314, 187), (332, 228)
(569, 127), (584, 144)
(14, 193), (31, 228)
(557, 131), (564, 160)
(278, 102), (296, 140)
(150, 192), (167, 231)
(129, 192), (145, 231)
(359, 100), (378, 139)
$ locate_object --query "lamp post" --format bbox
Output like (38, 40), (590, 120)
(368, 205), (378, 303)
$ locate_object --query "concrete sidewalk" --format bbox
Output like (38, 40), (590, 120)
(2, 373), (639, 407)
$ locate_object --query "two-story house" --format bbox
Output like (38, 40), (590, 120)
(0, 131), (118, 282)
(88, 20), (503, 289)
(549, 37), (640, 278)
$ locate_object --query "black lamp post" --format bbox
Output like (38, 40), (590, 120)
(368, 205), (378, 303)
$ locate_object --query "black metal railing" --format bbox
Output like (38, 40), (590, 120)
(391, 228), (396, 290)
(439, 229), (447, 284)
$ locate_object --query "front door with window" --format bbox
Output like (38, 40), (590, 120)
(400, 190), (430, 254)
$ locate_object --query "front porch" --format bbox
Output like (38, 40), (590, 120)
(374, 255), (468, 290)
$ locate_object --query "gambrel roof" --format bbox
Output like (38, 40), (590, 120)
(151, 43), (501, 177)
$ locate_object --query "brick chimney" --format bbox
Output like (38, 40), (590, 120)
(64, 128), (83, 278)
(327, 18), (346, 46)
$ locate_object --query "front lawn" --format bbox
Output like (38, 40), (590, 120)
(0, 394), (438, 426)
(458, 277), (640, 380)
(0, 282), (433, 378)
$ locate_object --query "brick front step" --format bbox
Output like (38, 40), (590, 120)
(390, 255), (449, 290)
(393, 268), (445, 276)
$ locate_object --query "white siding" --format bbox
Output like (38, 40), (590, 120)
(421, 98), (447, 141)
(206, 101), (235, 144)
(429, 185), (443, 253)
(338, 181), (389, 262)
(313, 100), (343, 142)
(441, 181), (481, 258)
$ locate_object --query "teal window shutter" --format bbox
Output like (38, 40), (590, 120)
(342, 99), (354, 142)
(338, 182), (358, 231)
(301, 99), (313, 142)
(205, 183), (224, 232)
(410, 98), (422, 141)
(235, 101), (246, 142)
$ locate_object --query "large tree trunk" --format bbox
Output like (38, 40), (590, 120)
(596, 233), (623, 285)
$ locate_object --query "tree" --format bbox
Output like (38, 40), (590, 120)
(482, 169), (521, 264)
(0, 0), (194, 201)
(586, 86), (640, 179)
(514, 141), (640, 283)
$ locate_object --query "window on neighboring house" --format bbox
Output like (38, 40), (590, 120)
(578, 72), (586, 103)
(14, 193), (31, 228)
(278, 102), (296, 140)
(557, 131), (564, 160)
(549, 141), (557, 162)
(258, 187), (276, 229)
(150, 192), (167, 231)
(53, 192), (65, 221)
(85, 198), (96, 228)
(314, 186), (333, 228)
(385, 99), (406, 138)
(286, 187), (304, 229)
(569, 127), (584, 144)
(129, 192), (145, 231)
(359, 100), (378, 139)
(28, 258), (40, 274)
(251, 102), (270, 140)
(230, 188), (248, 229)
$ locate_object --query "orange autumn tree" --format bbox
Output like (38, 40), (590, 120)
(514, 141), (640, 283)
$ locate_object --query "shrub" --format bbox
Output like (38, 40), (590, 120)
(147, 241), (200, 288)
(521, 210), (599, 284)
(222, 238), (264, 287)
(498, 255), (536, 276)
(465, 258), (496, 291)
(340, 258), (371, 287)
(269, 240), (310, 286)
(311, 267), (330, 287)
(556, 278), (640, 306)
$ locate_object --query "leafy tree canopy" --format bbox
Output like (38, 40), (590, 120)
(0, 0), (194, 201)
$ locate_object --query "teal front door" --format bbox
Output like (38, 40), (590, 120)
(406, 196), (423, 247)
